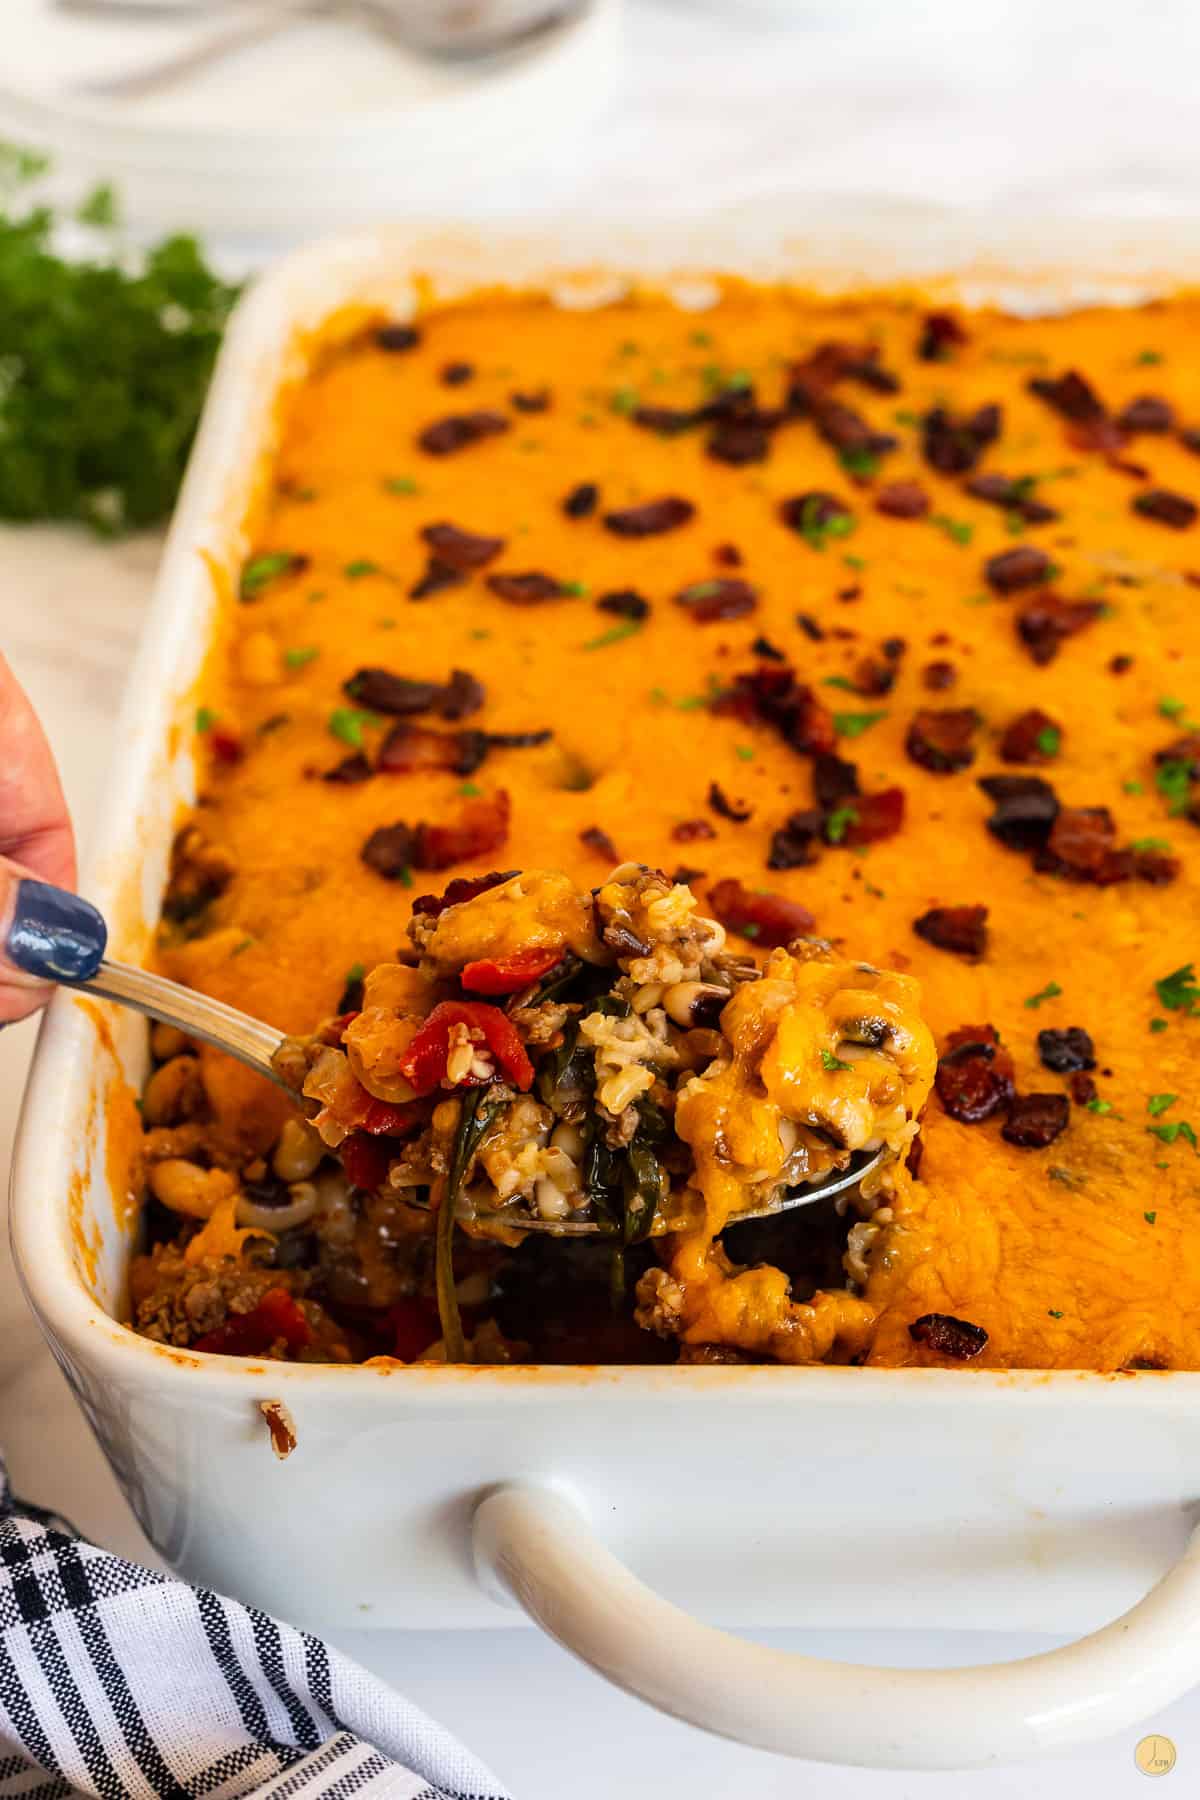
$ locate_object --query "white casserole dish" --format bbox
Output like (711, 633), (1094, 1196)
(13, 211), (1200, 1769)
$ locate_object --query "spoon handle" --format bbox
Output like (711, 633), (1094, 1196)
(80, 958), (285, 1085)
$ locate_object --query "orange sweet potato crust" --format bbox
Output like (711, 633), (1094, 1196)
(164, 283), (1200, 1371)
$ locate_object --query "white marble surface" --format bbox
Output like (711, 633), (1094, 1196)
(5, 0), (1200, 1791)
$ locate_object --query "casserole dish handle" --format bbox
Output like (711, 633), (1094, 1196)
(473, 1481), (1200, 1768)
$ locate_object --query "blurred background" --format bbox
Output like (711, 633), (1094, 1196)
(3, 4), (1200, 1795)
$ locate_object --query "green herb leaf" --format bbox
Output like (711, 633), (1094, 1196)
(825, 805), (859, 844)
(240, 551), (302, 601)
(283, 645), (319, 671)
(459, 781), (481, 797)
(834, 709), (888, 738)
(383, 476), (418, 495)
(1087, 1097), (1115, 1115)
(1155, 759), (1193, 815)
(343, 559), (379, 579)
(1024, 981), (1063, 1009)
(843, 553), (867, 571)
(563, 579), (590, 597)
(1147, 1093), (1178, 1116)
(582, 621), (642, 651)
(1122, 779), (1145, 795)
(436, 1089), (507, 1362)
(1137, 349), (1164, 365)
(1035, 725), (1061, 756)
(610, 386), (639, 415)
(820, 1049), (852, 1071)
(839, 447), (878, 478)
(1148, 1121), (1199, 1152)
(1048, 1308), (1064, 1318)
(1156, 964), (1200, 1013)
(822, 675), (858, 691)
(1159, 696), (1190, 721)
(1144, 1210), (1157, 1224)
(734, 744), (755, 762)
(931, 514), (973, 546)
(1132, 836), (1171, 853)
(77, 182), (119, 229)
(328, 707), (379, 748)
(194, 706), (218, 734)
(1150, 1017), (1169, 1033)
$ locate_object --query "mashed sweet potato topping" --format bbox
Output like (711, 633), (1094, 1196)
(133, 284), (1200, 1369)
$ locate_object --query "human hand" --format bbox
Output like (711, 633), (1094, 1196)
(0, 654), (106, 1025)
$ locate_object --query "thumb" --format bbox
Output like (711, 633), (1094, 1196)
(0, 861), (108, 1026)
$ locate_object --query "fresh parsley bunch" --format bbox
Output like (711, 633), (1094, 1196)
(0, 144), (241, 536)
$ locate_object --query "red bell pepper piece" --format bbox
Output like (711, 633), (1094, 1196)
(360, 1097), (427, 1137)
(341, 1131), (394, 1192)
(193, 1288), (311, 1357)
(386, 1297), (442, 1362)
(461, 946), (562, 995)
(398, 1000), (533, 1096)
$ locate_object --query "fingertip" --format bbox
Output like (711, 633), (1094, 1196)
(5, 880), (107, 984)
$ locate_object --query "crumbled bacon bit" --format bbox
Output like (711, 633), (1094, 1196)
(1133, 488), (1197, 529)
(630, 404), (698, 437)
(378, 721), (488, 776)
(1037, 1026), (1095, 1073)
(417, 412), (509, 455)
(707, 878), (816, 948)
(485, 571), (566, 605)
(875, 480), (930, 519)
(714, 542), (743, 567)
(917, 312), (968, 362)
(1002, 1093), (1070, 1149)
(672, 817), (716, 843)
(713, 664), (837, 757)
(984, 545), (1052, 594)
(708, 781), (752, 823)
(882, 636), (906, 660)
(411, 869), (518, 919)
(413, 792), (511, 872)
(1015, 594), (1104, 665)
(1069, 1071), (1097, 1105)
(978, 774), (1060, 850)
(580, 825), (618, 861)
(1028, 369), (1112, 437)
(793, 385), (898, 461)
(1117, 395), (1174, 434)
(675, 578), (758, 623)
(851, 654), (896, 697)
(322, 751), (372, 784)
(409, 559), (463, 600)
(375, 323), (419, 352)
(812, 752), (860, 812)
(1107, 454), (1150, 480)
(440, 361), (474, 386)
(670, 865), (705, 886)
(421, 522), (506, 569)
(1109, 653), (1134, 675)
(209, 730), (244, 766)
(921, 403), (1001, 475)
(439, 668), (486, 720)
(1039, 805), (1118, 878)
(596, 589), (650, 621)
(836, 788), (904, 847)
(767, 810), (823, 869)
(752, 633), (785, 661)
(510, 388), (550, 413)
(913, 905), (988, 959)
(707, 418), (772, 466)
(796, 612), (825, 642)
(778, 491), (854, 536)
(964, 472), (1058, 525)
(909, 1313), (988, 1359)
(922, 659), (957, 691)
(345, 668), (441, 714)
(563, 482), (599, 519)
(935, 1023), (1015, 1123)
(999, 708), (1061, 764)
(603, 496), (695, 537)
(905, 707), (981, 774)
(361, 822), (415, 880)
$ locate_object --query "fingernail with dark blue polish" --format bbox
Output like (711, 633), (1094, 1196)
(7, 881), (107, 983)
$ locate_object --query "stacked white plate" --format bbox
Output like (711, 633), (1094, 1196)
(0, 0), (621, 242)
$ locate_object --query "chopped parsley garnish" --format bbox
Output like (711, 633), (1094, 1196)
(240, 551), (302, 601)
(610, 386), (639, 414)
(799, 496), (855, 549)
(343, 559), (379, 579)
(1132, 836), (1171, 853)
(1035, 725), (1061, 756)
(1158, 695), (1192, 723)
(740, 922), (761, 939)
(734, 745), (755, 761)
(931, 514), (973, 546)
(283, 645), (319, 670)
(839, 447), (878, 478)
(231, 936), (255, 956)
(343, 961), (365, 986)
(1123, 779), (1145, 795)
(821, 1049), (852, 1071)
(825, 805), (859, 843)
(1148, 1122), (1198, 1152)
(1151, 1017), (1169, 1033)
(680, 581), (722, 601)
(1024, 981), (1063, 1009)
(563, 580), (590, 597)
(822, 675), (858, 691)
(1156, 964), (1200, 1014)
(459, 782), (481, 797)
(1155, 759), (1193, 815)
(1048, 1309), (1064, 1319)
(78, 182), (119, 228)
(1144, 1210), (1157, 1224)
(383, 476), (419, 495)
(328, 707), (379, 748)
(843, 553), (867, 571)
(893, 408), (920, 427)
(1087, 1098), (1115, 1115)
(1148, 1094), (1178, 1116)
(194, 706), (218, 734)
(834, 710), (888, 738)
(582, 621), (642, 650)
(1137, 349), (1164, 365)
(689, 329), (713, 347)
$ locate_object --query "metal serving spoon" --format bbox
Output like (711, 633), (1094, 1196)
(72, 957), (883, 1229)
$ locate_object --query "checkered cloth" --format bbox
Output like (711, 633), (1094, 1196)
(0, 1471), (510, 1800)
